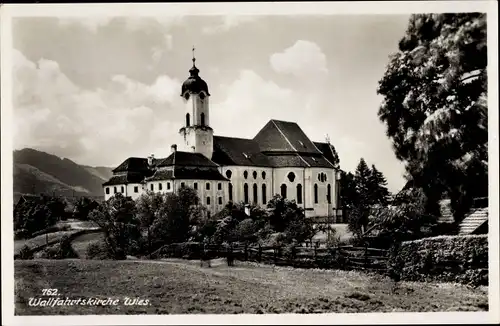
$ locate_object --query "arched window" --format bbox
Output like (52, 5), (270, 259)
(262, 184), (267, 204)
(253, 183), (258, 203)
(297, 184), (303, 204)
(228, 183), (233, 201)
(243, 171), (248, 179)
(327, 184), (332, 204)
(200, 112), (205, 126)
(226, 170), (232, 179)
(186, 113), (190, 127)
(262, 171), (266, 180)
(287, 172), (296, 182)
(244, 183), (249, 204)
(281, 184), (287, 199)
(314, 184), (318, 204)
(253, 171), (257, 179)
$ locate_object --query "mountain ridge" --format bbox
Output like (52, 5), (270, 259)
(13, 148), (113, 199)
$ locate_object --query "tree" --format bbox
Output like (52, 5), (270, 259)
(89, 193), (141, 259)
(339, 170), (358, 209)
(136, 191), (168, 256)
(354, 158), (372, 205)
(377, 13), (487, 222)
(14, 195), (66, 239)
(73, 197), (100, 221)
(368, 165), (391, 205)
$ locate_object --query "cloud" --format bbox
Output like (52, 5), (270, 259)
(202, 15), (258, 34)
(270, 40), (328, 79)
(211, 70), (313, 139)
(57, 17), (114, 33)
(12, 49), (183, 165)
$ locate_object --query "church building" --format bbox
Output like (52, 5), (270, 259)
(103, 53), (343, 220)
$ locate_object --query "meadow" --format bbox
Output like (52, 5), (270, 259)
(15, 258), (488, 315)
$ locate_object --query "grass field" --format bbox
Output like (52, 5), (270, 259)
(15, 259), (488, 315)
(14, 231), (81, 255)
(70, 231), (105, 258)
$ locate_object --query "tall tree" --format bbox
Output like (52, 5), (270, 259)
(377, 13), (487, 221)
(339, 170), (358, 209)
(354, 158), (372, 204)
(368, 165), (391, 205)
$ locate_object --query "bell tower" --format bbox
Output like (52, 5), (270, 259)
(179, 47), (213, 159)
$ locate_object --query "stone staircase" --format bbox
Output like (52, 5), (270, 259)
(458, 207), (488, 235)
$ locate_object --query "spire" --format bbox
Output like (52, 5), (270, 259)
(189, 45), (199, 76)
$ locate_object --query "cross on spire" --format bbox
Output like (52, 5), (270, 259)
(325, 134), (331, 144)
(192, 46), (196, 66)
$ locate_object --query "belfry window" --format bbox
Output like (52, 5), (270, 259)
(186, 113), (190, 127)
(200, 112), (205, 126)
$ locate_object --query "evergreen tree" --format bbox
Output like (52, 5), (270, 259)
(339, 170), (358, 209)
(377, 13), (487, 221)
(368, 164), (391, 205)
(354, 158), (371, 205)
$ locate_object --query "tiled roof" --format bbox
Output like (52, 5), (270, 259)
(112, 157), (150, 173)
(253, 120), (322, 154)
(146, 167), (227, 181)
(212, 136), (271, 167)
(300, 154), (335, 168)
(314, 142), (340, 167)
(102, 172), (146, 186)
(265, 154), (309, 167)
(157, 151), (218, 168)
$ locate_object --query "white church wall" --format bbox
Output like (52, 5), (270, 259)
(218, 165), (274, 207)
(272, 167), (307, 206)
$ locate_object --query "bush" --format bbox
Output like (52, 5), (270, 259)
(16, 245), (34, 260)
(39, 235), (79, 259)
(86, 241), (114, 260)
(14, 229), (30, 240)
(31, 225), (71, 238)
(388, 235), (488, 286)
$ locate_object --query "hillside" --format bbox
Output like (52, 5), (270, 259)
(13, 148), (113, 198)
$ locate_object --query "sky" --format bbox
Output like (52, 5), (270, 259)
(11, 15), (412, 193)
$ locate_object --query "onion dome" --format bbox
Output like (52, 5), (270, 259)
(181, 49), (210, 97)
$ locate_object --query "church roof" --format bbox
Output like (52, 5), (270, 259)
(313, 142), (340, 167)
(112, 157), (150, 173)
(146, 167), (228, 181)
(103, 172), (146, 186)
(157, 151), (219, 168)
(212, 136), (271, 167)
(253, 120), (323, 154)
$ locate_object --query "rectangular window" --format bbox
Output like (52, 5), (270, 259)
(206, 182), (210, 190)
(206, 197), (211, 205)
(181, 182), (185, 188)
(150, 184), (154, 191)
(114, 186), (117, 194)
(167, 182), (171, 190)
(106, 187), (110, 194)
(134, 186), (139, 193)
(121, 186), (124, 193)
(218, 197), (222, 205)
(217, 183), (222, 190)
(194, 182), (198, 190)
(159, 183), (163, 191)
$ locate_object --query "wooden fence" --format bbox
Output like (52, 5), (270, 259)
(153, 242), (389, 273)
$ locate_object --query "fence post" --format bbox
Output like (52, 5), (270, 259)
(244, 243), (248, 261)
(364, 243), (368, 269)
(274, 247), (277, 265)
(258, 244), (262, 263)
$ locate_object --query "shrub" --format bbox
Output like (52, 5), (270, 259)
(388, 235), (488, 286)
(14, 229), (30, 240)
(17, 245), (34, 260)
(39, 235), (79, 259)
(86, 241), (114, 260)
